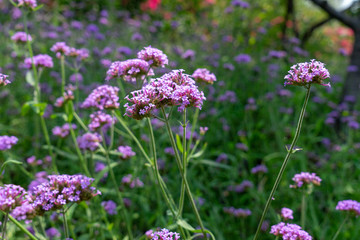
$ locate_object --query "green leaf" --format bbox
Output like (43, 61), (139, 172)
(21, 101), (47, 116)
(33, 4), (44, 11)
(26, 71), (35, 86)
(191, 143), (207, 159)
(176, 134), (183, 153)
(43, 145), (78, 160)
(194, 159), (231, 170)
(177, 219), (195, 231)
(9, 0), (17, 7)
(0, 159), (23, 174)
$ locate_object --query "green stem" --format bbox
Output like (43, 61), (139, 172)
(40, 116), (58, 173)
(62, 208), (69, 239)
(60, 55), (66, 96)
(1, 211), (9, 240)
(301, 190), (307, 228)
(6, 213), (38, 240)
(178, 109), (187, 217)
(72, 102), (88, 131)
(331, 214), (349, 240)
(187, 108), (199, 155)
(253, 86), (312, 240)
(161, 107), (208, 240)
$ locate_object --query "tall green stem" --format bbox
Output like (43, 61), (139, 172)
(1, 211), (9, 240)
(253, 86), (312, 240)
(6, 214), (38, 240)
(60, 55), (66, 96)
(62, 208), (69, 239)
(301, 190), (307, 228)
(178, 109), (187, 216)
(161, 108), (208, 240)
(331, 214), (349, 240)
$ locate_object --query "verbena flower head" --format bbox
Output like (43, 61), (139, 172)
(251, 164), (268, 174)
(0, 136), (18, 150)
(0, 184), (28, 212)
(335, 200), (360, 216)
(118, 146), (136, 160)
(284, 59), (330, 87)
(281, 208), (294, 220)
(54, 90), (74, 107)
(151, 228), (180, 240)
(31, 174), (101, 215)
(15, 0), (37, 9)
(77, 133), (102, 151)
(88, 111), (116, 132)
(82, 85), (120, 110)
(290, 172), (321, 189)
(223, 207), (251, 217)
(11, 200), (36, 222)
(118, 59), (151, 82)
(105, 61), (121, 81)
(50, 42), (70, 59)
(270, 222), (312, 240)
(124, 70), (206, 120)
(101, 200), (117, 215)
(52, 123), (77, 138)
(122, 174), (144, 188)
(24, 54), (54, 69)
(11, 32), (32, 43)
(0, 73), (11, 87)
(192, 68), (217, 84)
(137, 46), (169, 68)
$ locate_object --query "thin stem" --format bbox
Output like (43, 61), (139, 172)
(161, 107), (208, 240)
(253, 86), (312, 240)
(331, 214), (349, 240)
(60, 55), (66, 96)
(71, 102), (88, 131)
(187, 108), (199, 154)
(6, 214), (38, 240)
(1, 211), (9, 240)
(40, 116), (58, 173)
(178, 109), (187, 217)
(62, 208), (69, 239)
(301, 190), (307, 228)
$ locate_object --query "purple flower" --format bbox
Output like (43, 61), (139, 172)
(0, 136), (18, 150)
(251, 164), (268, 174)
(82, 85), (120, 110)
(31, 174), (101, 215)
(10, 201), (36, 222)
(181, 50), (195, 60)
(137, 46), (169, 68)
(284, 59), (330, 87)
(118, 146), (136, 160)
(77, 133), (102, 151)
(11, 32), (32, 43)
(0, 185), (28, 212)
(69, 73), (83, 83)
(118, 59), (151, 82)
(231, 0), (250, 8)
(122, 174), (144, 188)
(223, 207), (251, 217)
(336, 200), (360, 216)
(46, 227), (61, 240)
(192, 68), (217, 84)
(101, 200), (117, 215)
(88, 111), (116, 132)
(54, 90), (74, 107)
(227, 180), (253, 193)
(24, 54), (54, 69)
(281, 207), (294, 220)
(269, 50), (287, 58)
(151, 228), (180, 240)
(14, 0), (37, 9)
(290, 172), (322, 189)
(52, 123), (77, 138)
(0, 73), (11, 87)
(234, 54), (251, 63)
(270, 222), (312, 240)
(50, 42), (70, 59)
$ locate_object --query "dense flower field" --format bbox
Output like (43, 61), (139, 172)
(0, 0), (359, 239)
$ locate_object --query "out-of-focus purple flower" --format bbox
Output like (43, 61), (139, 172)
(181, 50), (195, 60)
(26, 156), (42, 166)
(223, 207), (251, 217)
(24, 54), (54, 69)
(50, 42), (70, 59)
(54, 90), (74, 107)
(281, 207), (294, 220)
(270, 222), (312, 240)
(284, 59), (330, 87)
(192, 68), (217, 85)
(132, 33), (143, 41)
(348, 121), (360, 129)
(251, 164), (268, 174)
(217, 91), (237, 103)
(137, 46), (168, 68)
(11, 32), (32, 43)
(52, 123), (77, 138)
(77, 133), (102, 151)
(118, 47), (132, 56)
(231, 0), (250, 8)
(0, 184), (28, 211)
(122, 174), (144, 188)
(0, 73), (11, 87)
(151, 228), (180, 240)
(145, 229), (154, 239)
(347, 65), (358, 72)
(234, 54), (251, 63)
(227, 180), (253, 193)
(216, 153), (228, 163)
(15, 0), (37, 9)
(269, 50), (287, 58)
(101, 200), (117, 215)
(335, 200), (360, 216)
(46, 227), (61, 240)
(223, 63), (235, 71)
(89, 111), (116, 132)
(200, 126), (208, 135)
(31, 174), (101, 215)
(0, 136), (18, 150)
(82, 85), (120, 110)
(118, 146), (136, 160)
(69, 73), (83, 83)
(290, 172), (321, 189)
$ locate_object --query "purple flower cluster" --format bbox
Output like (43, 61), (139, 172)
(88, 111), (116, 131)
(227, 180), (253, 193)
(0, 184), (27, 211)
(52, 123), (77, 138)
(335, 200), (360, 216)
(11, 201), (36, 222)
(54, 90), (74, 107)
(281, 208), (294, 220)
(15, 0), (37, 9)
(50, 42), (89, 60)
(101, 200), (117, 215)
(24, 54), (54, 69)
(192, 68), (217, 84)
(0, 135), (18, 150)
(270, 223), (312, 240)
(122, 174), (144, 188)
(251, 164), (268, 174)
(124, 70), (206, 120)
(31, 174), (101, 215)
(0, 73), (10, 87)
(137, 46), (169, 68)
(223, 207), (251, 217)
(46, 227), (61, 240)
(82, 85), (120, 110)
(290, 172), (322, 189)
(118, 146), (136, 160)
(118, 59), (150, 82)
(284, 59), (330, 87)
(11, 32), (32, 43)
(77, 133), (102, 151)
(151, 228), (180, 240)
